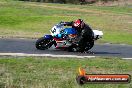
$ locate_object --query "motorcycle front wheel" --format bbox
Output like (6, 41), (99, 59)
(35, 37), (53, 50)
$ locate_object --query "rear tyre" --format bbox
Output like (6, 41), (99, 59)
(85, 41), (94, 51)
(35, 37), (53, 50)
(77, 41), (94, 52)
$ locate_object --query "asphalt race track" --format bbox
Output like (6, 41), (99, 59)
(0, 38), (132, 59)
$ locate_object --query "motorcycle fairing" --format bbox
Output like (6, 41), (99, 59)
(63, 28), (77, 35)
(44, 35), (53, 39)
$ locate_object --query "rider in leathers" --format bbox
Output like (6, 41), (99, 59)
(61, 19), (94, 52)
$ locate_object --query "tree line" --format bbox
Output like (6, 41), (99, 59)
(19, 0), (118, 4)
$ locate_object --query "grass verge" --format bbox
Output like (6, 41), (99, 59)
(0, 56), (132, 88)
(0, 1), (132, 44)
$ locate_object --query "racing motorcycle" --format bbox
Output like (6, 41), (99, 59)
(35, 22), (103, 52)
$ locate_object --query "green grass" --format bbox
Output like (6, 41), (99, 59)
(0, 1), (132, 44)
(0, 1), (131, 88)
(0, 56), (132, 88)
(80, 5), (132, 15)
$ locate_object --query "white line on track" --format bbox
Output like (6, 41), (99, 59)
(122, 58), (132, 59)
(0, 53), (131, 59)
(0, 53), (95, 58)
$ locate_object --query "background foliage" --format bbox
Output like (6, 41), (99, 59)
(19, 0), (119, 4)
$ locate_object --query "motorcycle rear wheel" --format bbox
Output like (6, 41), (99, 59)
(35, 37), (53, 50)
(85, 41), (94, 51)
(68, 41), (94, 52)
(77, 41), (94, 52)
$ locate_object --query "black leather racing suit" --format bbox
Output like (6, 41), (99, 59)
(62, 21), (94, 51)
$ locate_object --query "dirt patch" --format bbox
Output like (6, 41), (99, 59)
(95, 0), (132, 6)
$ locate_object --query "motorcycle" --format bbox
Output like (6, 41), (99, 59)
(35, 22), (103, 52)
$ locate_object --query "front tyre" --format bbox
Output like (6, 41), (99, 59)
(35, 37), (53, 50)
